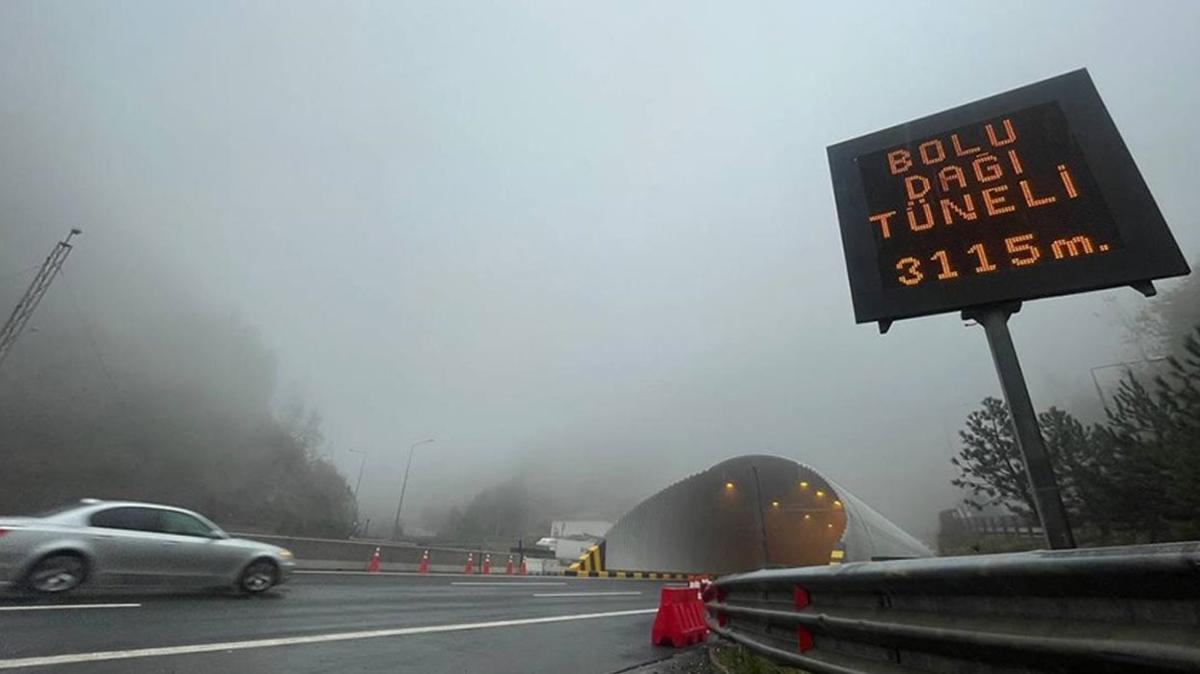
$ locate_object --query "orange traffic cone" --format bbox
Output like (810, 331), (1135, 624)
(418, 550), (430, 574)
(505, 555), (514, 575)
(366, 547), (381, 573)
(482, 554), (492, 575)
(463, 552), (475, 575)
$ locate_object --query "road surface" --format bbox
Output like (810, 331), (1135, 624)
(0, 572), (677, 672)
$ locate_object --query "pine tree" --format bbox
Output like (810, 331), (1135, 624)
(951, 325), (1200, 544)
(951, 397), (1037, 521)
(1102, 326), (1200, 539)
(952, 399), (1120, 536)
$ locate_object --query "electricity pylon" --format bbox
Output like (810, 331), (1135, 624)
(0, 229), (82, 369)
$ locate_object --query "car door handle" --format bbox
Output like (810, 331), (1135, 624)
(92, 534), (115, 540)
(161, 542), (179, 546)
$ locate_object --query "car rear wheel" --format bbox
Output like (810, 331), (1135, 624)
(26, 554), (88, 594)
(239, 559), (278, 594)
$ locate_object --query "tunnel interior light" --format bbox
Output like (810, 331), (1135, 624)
(827, 523), (834, 529)
(804, 514), (812, 521)
(815, 490), (825, 498)
(771, 500), (780, 508)
(799, 481), (809, 489)
(724, 481), (735, 490)
(833, 500), (843, 508)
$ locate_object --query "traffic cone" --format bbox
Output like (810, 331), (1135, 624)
(482, 554), (492, 575)
(366, 547), (381, 574)
(418, 550), (430, 574)
(505, 555), (514, 575)
(519, 559), (527, 575)
(463, 552), (474, 575)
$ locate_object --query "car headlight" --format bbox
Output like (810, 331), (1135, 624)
(278, 548), (294, 560)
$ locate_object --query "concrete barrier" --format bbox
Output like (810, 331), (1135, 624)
(233, 533), (552, 574)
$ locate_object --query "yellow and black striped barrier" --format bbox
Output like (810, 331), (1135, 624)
(567, 543), (604, 574)
(563, 542), (695, 579)
(564, 540), (845, 575)
(563, 569), (691, 580)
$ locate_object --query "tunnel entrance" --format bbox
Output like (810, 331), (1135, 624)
(602, 455), (927, 575)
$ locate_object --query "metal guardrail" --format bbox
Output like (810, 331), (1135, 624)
(703, 541), (1200, 673)
(233, 533), (516, 568)
(228, 533), (568, 575)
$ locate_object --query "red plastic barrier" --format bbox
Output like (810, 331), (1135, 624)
(651, 586), (709, 648)
(519, 559), (527, 575)
(463, 552), (475, 575)
(418, 550), (429, 574)
(482, 554), (492, 575)
(366, 547), (381, 574)
(505, 555), (514, 575)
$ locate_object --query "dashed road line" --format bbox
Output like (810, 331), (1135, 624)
(295, 570), (566, 580)
(533, 592), (642, 598)
(295, 570), (437, 577)
(451, 581), (567, 586)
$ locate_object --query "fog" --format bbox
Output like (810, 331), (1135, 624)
(2, 1), (1198, 543)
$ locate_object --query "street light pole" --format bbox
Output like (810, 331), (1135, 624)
(346, 449), (369, 538)
(392, 438), (434, 541)
(346, 449), (368, 501)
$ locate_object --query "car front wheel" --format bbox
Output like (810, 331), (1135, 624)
(26, 554), (88, 594)
(239, 559), (278, 594)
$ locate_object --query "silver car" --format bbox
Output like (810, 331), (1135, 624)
(0, 499), (294, 595)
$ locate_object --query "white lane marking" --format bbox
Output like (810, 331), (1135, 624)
(533, 592), (642, 598)
(0, 608), (658, 670)
(295, 571), (432, 577)
(451, 581), (567, 586)
(294, 571), (554, 579)
(0, 603), (140, 612)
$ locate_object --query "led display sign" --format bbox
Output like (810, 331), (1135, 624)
(828, 70), (1189, 326)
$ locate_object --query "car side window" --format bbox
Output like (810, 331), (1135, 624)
(158, 510), (217, 537)
(89, 507), (160, 532)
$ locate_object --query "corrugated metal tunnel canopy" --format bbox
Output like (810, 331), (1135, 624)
(603, 455), (932, 574)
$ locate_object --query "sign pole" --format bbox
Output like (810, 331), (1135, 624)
(963, 302), (1076, 550)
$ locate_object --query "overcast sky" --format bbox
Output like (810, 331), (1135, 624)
(2, 1), (1198, 542)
